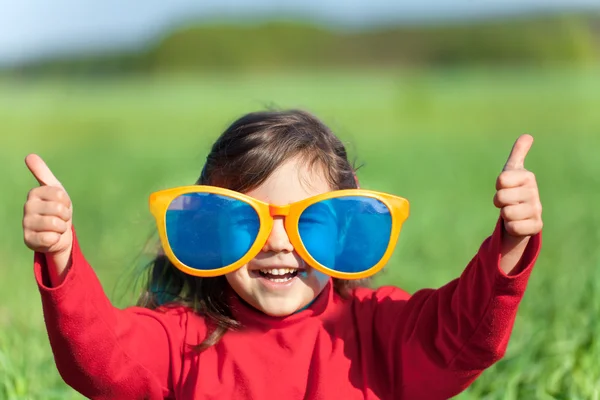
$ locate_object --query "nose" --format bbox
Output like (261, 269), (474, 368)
(262, 217), (294, 253)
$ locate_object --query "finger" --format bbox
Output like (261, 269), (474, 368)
(500, 204), (535, 222)
(25, 154), (64, 188)
(493, 187), (536, 207)
(23, 214), (69, 234)
(503, 134), (533, 171)
(24, 231), (61, 251)
(496, 170), (536, 190)
(27, 187), (72, 208)
(24, 199), (72, 221)
(504, 219), (543, 237)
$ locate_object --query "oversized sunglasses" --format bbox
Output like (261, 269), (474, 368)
(149, 186), (410, 279)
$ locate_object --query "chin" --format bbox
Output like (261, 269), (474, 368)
(257, 299), (305, 317)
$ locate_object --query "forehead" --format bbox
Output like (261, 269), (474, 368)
(245, 157), (332, 205)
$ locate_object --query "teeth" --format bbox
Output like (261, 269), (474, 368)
(259, 268), (296, 275)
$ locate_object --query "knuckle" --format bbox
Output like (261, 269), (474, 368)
(46, 186), (58, 198)
(57, 204), (72, 221)
(24, 231), (45, 250)
(45, 186), (60, 200)
(55, 188), (70, 203)
(57, 204), (71, 218)
(493, 193), (501, 206)
(27, 187), (45, 201)
(38, 233), (49, 246)
(23, 200), (40, 217)
(526, 170), (536, 181)
(504, 221), (517, 233)
(496, 190), (507, 204)
(497, 172), (509, 186)
(48, 216), (59, 229)
(22, 214), (33, 228)
(55, 203), (65, 216)
(40, 232), (58, 247)
(51, 217), (66, 231)
(524, 171), (536, 185)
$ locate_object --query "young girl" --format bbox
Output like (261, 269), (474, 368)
(23, 110), (542, 400)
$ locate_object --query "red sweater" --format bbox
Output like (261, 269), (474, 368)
(35, 220), (541, 400)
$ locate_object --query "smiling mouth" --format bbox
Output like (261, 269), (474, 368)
(256, 268), (300, 282)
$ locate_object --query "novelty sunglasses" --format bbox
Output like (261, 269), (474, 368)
(149, 186), (410, 280)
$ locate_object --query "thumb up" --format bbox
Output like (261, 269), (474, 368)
(23, 154), (73, 256)
(493, 135), (543, 237)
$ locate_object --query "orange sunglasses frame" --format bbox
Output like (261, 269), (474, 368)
(149, 186), (410, 280)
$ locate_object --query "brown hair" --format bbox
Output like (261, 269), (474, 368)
(136, 109), (367, 350)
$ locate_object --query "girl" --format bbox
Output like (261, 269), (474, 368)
(23, 110), (542, 400)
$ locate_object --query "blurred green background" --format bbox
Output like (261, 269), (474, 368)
(1, 3), (600, 399)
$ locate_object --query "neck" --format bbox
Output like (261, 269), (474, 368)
(226, 280), (335, 329)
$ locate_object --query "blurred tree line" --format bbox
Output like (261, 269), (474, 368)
(5, 13), (600, 77)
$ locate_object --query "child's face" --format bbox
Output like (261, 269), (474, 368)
(225, 157), (332, 317)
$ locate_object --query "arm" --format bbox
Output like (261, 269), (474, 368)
(386, 220), (540, 398)
(378, 135), (542, 398)
(24, 154), (190, 399)
(35, 229), (189, 400)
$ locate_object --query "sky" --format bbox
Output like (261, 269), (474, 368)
(1, 0), (599, 66)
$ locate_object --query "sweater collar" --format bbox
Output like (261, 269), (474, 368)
(227, 279), (335, 330)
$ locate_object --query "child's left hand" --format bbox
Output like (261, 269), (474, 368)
(493, 134), (543, 237)
(493, 134), (543, 273)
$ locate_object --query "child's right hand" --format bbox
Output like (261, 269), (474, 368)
(23, 154), (74, 285)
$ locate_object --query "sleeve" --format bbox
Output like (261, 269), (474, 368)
(373, 219), (541, 399)
(34, 227), (190, 400)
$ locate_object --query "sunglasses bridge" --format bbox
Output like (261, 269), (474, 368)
(269, 205), (290, 217)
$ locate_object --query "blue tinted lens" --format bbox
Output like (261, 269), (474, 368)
(165, 193), (260, 270)
(298, 197), (392, 273)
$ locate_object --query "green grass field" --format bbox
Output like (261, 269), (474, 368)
(1, 68), (599, 399)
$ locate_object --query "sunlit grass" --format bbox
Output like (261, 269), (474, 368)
(1, 67), (599, 399)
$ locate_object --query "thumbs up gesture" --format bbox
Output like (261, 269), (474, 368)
(23, 155), (73, 282)
(494, 135), (543, 237)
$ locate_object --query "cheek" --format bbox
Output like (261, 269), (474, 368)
(314, 270), (330, 286)
(307, 269), (331, 295)
(224, 267), (249, 294)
